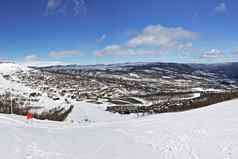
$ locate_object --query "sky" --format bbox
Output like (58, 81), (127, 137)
(0, 0), (238, 65)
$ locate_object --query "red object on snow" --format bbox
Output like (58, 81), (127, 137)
(26, 113), (33, 120)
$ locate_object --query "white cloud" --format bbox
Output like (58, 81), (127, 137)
(233, 48), (238, 55)
(48, 50), (81, 58)
(128, 25), (198, 49)
(24, 54), (41, 62)
(96, 45), (129, 56)
(47, 0), (62, 10)
(214, 2), (227, 13)
(97, 45), (120, 55)
(97, 24), (198, 56)
(22, 53), (80, 67)
(97, 34), (107, 43)
(202, 49), (224, 58)
(22, 61), (79, 67)
(46, 0), (64, 14)
(96, 44), (159, 56)
(72, 0), (87, 15)
(46, 0), (86, 15)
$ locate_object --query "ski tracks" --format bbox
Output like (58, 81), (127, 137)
(113, 127), (200, 159)
(24, 142), (77, 159)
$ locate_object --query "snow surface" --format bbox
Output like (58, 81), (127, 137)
(0, 63), (31, 94)
(0, 63), (28, 75)
(67, 101), (143, 124)
(192, 87), (224, 92)
(1, 99), (238, 159)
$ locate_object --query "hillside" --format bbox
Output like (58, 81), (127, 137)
(1, 62), (238, 121)
(1, 62), (238, 158)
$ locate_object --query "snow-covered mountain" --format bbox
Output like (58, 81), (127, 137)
(0, 62), (140, 122)
(1, 62), (238, 119)
(1, 62), (238, 158)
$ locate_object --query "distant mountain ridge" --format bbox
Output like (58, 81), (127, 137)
(34, 62), (238, 80)
(0, 60), (14, 64)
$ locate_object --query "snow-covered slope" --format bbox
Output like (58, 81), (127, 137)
(0, 63), (31, 94)
(0, 63), (71, 111)
(1, 99), (238, 159)
(0, 63), (28, 75)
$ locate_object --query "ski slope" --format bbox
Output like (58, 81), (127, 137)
(1, 99), (238, 159)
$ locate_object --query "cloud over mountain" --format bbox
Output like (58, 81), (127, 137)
(202, 49), (224, 58)
(97, 24), (198, 56)
(48, 50), (81, 58)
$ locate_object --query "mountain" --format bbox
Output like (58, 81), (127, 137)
(37, 62), (238, 79)
(36, 62), (238, 91)
(1, 61), (238, 119)
(191, 62), (238, 79)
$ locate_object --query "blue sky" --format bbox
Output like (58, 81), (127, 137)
(0, 0), (238, 65)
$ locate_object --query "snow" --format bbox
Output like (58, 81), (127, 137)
(0, 63), (29, 75)
(67, 102), (141, 123)
(129, 73), (140, 78)
(0, 63), (31, 94)
(1, 99), (238, 159)
(192, 87), (224, 92)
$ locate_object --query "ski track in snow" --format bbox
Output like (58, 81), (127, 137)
(0, 99), (238, 159)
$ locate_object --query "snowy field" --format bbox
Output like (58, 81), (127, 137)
(1, 99), (238, 159)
